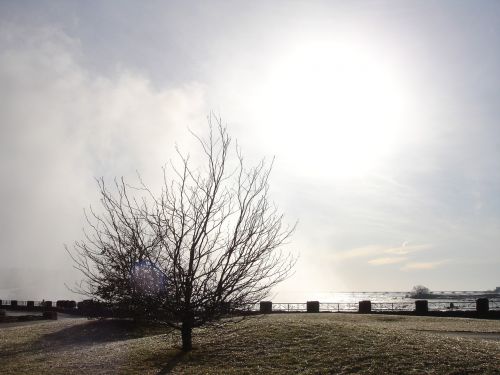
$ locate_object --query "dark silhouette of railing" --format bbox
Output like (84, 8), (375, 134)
(2, 298), (499, 317)
(253, 299), (500, 314)
(0, 299), (78, 312)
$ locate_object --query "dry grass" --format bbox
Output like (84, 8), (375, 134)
(0, 313), (499, 374)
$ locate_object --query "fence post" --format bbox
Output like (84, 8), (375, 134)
(415, 300), (428, 314)
(260, 301), (272, 314)
(306, 301), (320, 313)
(476, 298), (489, 315)
(358, 300), (371, 313)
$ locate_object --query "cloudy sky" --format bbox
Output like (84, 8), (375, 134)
(1, 1), (499, 300)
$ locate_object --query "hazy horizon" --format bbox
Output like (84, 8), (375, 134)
(1, 1), (500, 301)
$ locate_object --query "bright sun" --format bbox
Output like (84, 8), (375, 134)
(259, 38), (417, 179)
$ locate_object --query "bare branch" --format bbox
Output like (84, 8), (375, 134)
(68, 120), (296, 351)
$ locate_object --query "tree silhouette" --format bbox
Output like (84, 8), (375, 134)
(69, 118), (295, 351)
(410, 285), (430, 298)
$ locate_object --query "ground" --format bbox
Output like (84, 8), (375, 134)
(0, 313), (499, 374)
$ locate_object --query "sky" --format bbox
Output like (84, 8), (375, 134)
(1, 0), (500, 301)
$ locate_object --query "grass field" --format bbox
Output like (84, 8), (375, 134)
(1, 313), (499, 374)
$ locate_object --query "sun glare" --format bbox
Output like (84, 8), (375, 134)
(260, 38), (416, 179)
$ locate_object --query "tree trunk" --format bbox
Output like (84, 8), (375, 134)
(181, 319), (193, 351)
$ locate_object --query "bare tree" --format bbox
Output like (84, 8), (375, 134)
(69, 118), (296, 351)
(410, 285), (430, 298)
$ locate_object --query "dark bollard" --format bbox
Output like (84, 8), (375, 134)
(476, 298), (489, 314)
(43, 311), (58, 320)
(359, 300), (372, 313)
(27, 301), (35, 309)
(415, 300), (428, 314)
(11, 300), (18, 308)
(260, 301), (272, 314)
(307, 301), (320, 313)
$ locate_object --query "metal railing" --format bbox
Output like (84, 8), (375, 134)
(247, 299), (500, 313)
(372, 302), (414, 311)
(490, 301), (500, 310)
(272, 303), (307, 312)
(2, 298), (499, 313)
(0, 300), (59, 308)
(321, 303), (359, 312)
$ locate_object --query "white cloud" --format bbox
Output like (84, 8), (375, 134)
(0, 24), (208, 298)
(332, 245), (382, 260)
(384, 243), (432, 255)
(401, 260), (448, 271)
(2, 2), (500, 296)
(333, 242), (431, 261)
(368, 257), (408, 265)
